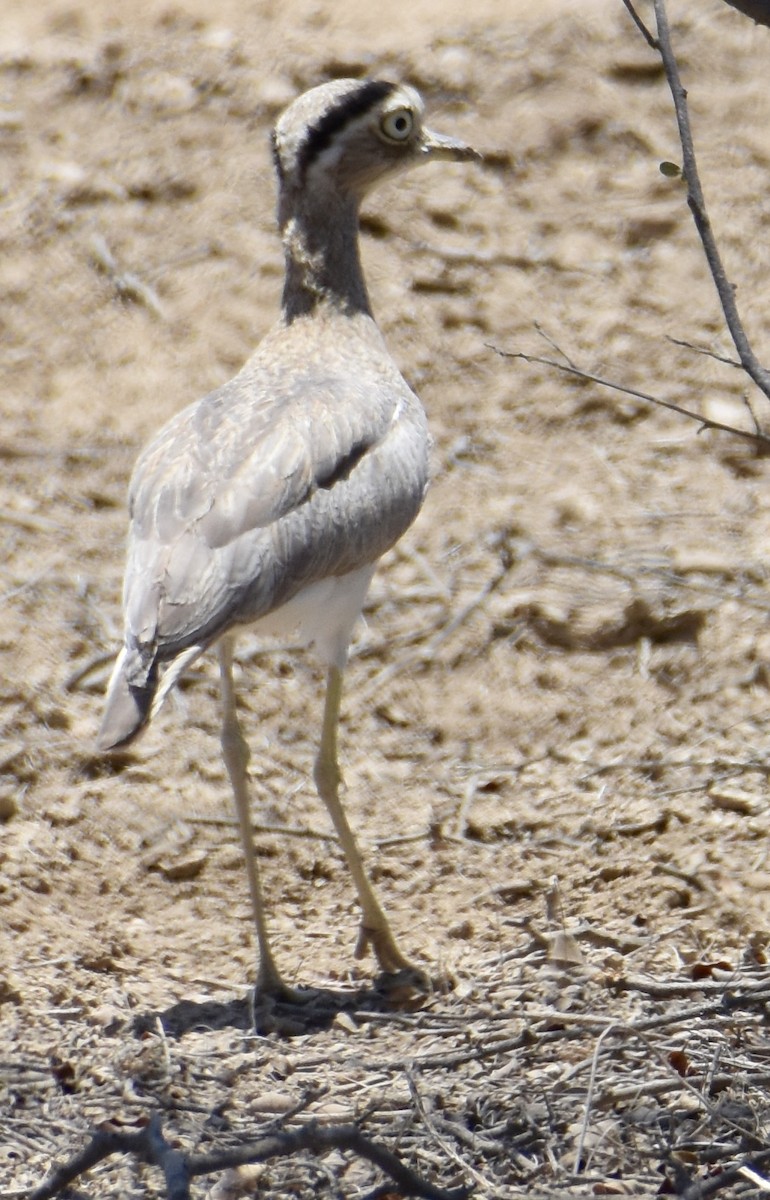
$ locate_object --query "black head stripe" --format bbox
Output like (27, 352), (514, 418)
(297, 80), (396, 179)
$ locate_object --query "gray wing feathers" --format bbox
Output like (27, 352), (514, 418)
(131, 402), (425, 649)
(130, 371), (392, 548)
(100, 326), (430, 750)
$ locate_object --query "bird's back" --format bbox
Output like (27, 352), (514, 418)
(98, 309), (430, 748)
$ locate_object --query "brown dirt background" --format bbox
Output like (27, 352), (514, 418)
(4, 0), (770, 1195)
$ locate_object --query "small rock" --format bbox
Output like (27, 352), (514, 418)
(0, 790), (18, 821)
(333, 1011), (358, 1034)
(709, 787), (761, 817)
(247, 1090), (296, 1114)
(158, 852), (208, 882)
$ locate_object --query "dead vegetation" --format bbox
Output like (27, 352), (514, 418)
(11, 952), (770, 1198)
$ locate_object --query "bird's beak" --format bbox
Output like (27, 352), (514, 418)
(420, 127), (480, 163)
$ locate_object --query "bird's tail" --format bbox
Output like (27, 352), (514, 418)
(96, 647), (157, 751)
(97, 642), (205, 751)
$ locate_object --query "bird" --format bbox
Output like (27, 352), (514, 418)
(97, 77), (478, 998)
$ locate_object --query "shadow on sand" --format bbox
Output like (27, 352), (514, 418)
(132, 970), (434, 1038)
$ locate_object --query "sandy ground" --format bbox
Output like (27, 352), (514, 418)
(4, 0), (770, 1195)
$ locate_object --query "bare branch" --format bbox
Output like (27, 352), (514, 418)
(27, 1116), (190, 1200)
(28, 1117), (469, 1200)
(682, 1147), (770, 1200)
(665, 336), (743, 370)
(191, 1124), (469, 1200)
(487, 343), (770, 449)
(621, 0), (658, 48)
(534, 320), (578, 369)
(650, 0), (770, 398)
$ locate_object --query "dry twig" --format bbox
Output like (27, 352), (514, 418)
(27, 1114), (468, 1200)
(644, 0), (770, 399)
(488, 346), (770, 450)
(504, 0), (770, 446)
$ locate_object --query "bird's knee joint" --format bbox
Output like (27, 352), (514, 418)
(313, 754), (340, 796)
(222, 724), (251, 770)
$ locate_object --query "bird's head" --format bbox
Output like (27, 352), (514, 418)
(271, 78), (478, 204)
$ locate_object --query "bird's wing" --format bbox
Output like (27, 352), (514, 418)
(128, 369), (392, 551)
(119, 348), (424, 660)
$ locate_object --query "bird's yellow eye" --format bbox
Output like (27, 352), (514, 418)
(380, 107), (415, 142)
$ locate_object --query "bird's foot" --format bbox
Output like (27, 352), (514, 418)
(247, 971), (325, 1034)
(252, 960), (317, 1007)
(355, 923), (432, 992)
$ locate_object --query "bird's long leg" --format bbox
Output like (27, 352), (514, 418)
(218, 638), (295, 998)
(313, 665), (422, 977)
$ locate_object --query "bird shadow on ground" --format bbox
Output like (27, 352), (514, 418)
(132, 973), (433, 1039)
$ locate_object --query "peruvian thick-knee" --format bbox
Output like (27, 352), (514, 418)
(98, 79), (478, 992)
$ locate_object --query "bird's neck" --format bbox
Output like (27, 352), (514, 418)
(279, 190), (372, 322)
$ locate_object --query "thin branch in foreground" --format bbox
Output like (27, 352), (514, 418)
(742, 392), (764, 439)
(27, 1115), (469, 1200)
(681, 1146), (770, 1200)
(406, 1071), (490, 1193)
(533, 320), (578, 369)
(665, 336), (743, 371)
(621, 0), (658, 48)
(573, 1024), (619, 1174)
(27, 1115), (189, 1200)
(647, 0), (770, 399)
(487, 344), (770, 450)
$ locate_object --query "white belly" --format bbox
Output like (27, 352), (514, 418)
(252, 563), (376, 669)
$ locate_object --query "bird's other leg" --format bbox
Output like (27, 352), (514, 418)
(218, 638), (295, 999)
(313, 665), (423, 978)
